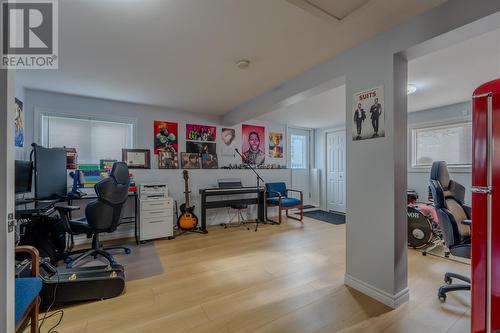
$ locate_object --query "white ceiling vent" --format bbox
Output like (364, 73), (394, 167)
(286, 0), (370, 22)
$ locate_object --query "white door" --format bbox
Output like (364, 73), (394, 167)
(1, 70), (16, 332)
(289, 128), (311, 205)
(327, 130), (346, 213)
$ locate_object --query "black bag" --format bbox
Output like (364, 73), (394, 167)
(20, 216), (67, 264)
(39, 262), (125, 307)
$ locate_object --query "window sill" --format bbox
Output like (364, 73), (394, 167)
(408, 166), (471, 174)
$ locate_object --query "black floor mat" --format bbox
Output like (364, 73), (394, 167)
(302, 210), (345, 225)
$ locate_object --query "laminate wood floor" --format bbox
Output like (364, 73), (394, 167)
(40, 217), (470, 333)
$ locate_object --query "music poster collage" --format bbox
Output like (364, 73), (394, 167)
(151, 121), (285, 170)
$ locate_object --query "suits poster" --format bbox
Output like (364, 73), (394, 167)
(352, 86), (384, 141)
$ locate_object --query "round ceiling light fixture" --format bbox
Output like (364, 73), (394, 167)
(236, 59), (251, 69)
(407, 84), (417, 95)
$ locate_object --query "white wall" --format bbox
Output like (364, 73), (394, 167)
(220, 0), (500, 308)
(408, 102), (472, 204)
(0, 67), (16, 333)
(19, 89), (291, 229)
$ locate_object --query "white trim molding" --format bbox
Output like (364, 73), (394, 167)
(344, 274), (410, 309)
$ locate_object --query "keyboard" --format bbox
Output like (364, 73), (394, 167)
(15, 198), (35, 206)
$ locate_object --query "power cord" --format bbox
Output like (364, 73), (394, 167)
(38, 262), (64, 333)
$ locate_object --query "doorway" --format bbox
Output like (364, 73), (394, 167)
(326, 129), (346, 213)
(1, 70), (16, 332)
(288, 127), (311, 205)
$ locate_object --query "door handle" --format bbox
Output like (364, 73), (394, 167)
(472, 186), (492, 194)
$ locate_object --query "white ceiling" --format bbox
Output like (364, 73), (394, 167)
(258, 85), (346, 128)
(260, 27), (500, 129)
(16, 0), (445, 114)
(408, 27), (500, 112)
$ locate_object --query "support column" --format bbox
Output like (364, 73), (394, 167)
(343, 54), (408, 308)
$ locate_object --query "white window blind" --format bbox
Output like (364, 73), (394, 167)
(412, 122), (472, 168)
(290, 134), (307, 169)
(41, 115), (133, 164)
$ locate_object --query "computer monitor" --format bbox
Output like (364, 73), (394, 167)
(15, 160), (33, 194)
(34, 146), (68, 200)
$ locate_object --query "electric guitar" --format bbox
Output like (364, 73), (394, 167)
(177, 170), (199, 230)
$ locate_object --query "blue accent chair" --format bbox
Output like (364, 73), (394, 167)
(265, 182), (303, 224)
(15, 246), (42, 333)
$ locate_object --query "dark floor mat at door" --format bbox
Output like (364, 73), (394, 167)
(301, 210), (345, 225)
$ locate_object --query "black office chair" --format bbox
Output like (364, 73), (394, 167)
(429, 161), (471, 302)
(56, 162), (131, 268)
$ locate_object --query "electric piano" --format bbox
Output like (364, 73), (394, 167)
(199, 186), (265, 232)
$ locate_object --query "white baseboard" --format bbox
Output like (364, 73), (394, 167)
(344, 274), (409, 309)
(74, 210), (283, 246)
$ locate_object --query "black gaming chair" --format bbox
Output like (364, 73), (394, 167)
(429, 161), (471, 301)
(56, 162), (131, 268)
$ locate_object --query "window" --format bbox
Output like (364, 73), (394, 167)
(41, 115), (134, 164)
(411, 122), (472, 168)
(290, 134), (307, 169)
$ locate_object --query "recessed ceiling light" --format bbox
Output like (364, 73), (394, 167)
(236, 59), (250, 69)
(407, 84), (417, 95)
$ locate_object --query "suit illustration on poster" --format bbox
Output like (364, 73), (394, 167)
(352, 86), (384, 141)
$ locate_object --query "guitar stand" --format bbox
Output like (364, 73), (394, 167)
(175, 228), (208, 237)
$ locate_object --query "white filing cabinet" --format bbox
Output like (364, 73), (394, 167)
(138, 184), (174, 241)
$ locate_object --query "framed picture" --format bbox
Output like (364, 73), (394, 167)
(158, 151), (179, 169)
(242, 124), (265, 166)
(221, 127), (236, 156)
(186, 141), (216, 155)
(352, 86), (384, 141)
(122, 149), (151, 169)
(201, 154), (218, 169)
(269, 132), (283, 158)
(15, 98), (24, 148)
(154, 120), (178, 154)
(181, 153), (201, 169)
(186, 124), (216, 142)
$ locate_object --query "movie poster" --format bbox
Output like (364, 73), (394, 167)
(158, 151), (179, 169)
(186, 124), (216, 142)
(154, 121), (178, 154)
(14, 98), (24, 148)
(186, 141), (216, 155)
(242, 124), (265, 166)
(221, 127), (236, 156)
(181, 153), (201, 169)
(201, 154), (218, 169)
(352, 86), (384, 141)
(268, 132), (283, 158)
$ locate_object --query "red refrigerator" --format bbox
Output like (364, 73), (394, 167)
(472, 78), (500, 333)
